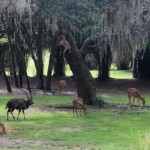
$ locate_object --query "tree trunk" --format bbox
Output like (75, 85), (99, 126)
(53, 48), (65, 77)
(80, 36), (112, 80)
(25, 70), (31, 92)
(1, 14), (19, 87)
(45, 34), (58, 91)
(97, 45), (112, 80)
(33, 18), (44, 89)
(64, 33), (96, 105)
(1, 65), (12, 93)
(134, 43), (150, 79)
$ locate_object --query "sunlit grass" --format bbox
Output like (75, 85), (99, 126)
(110, 70), (133, 79)
(1, 94), (150, 149)
(0, 38), (8, 43)
(26, 55), (133, 79)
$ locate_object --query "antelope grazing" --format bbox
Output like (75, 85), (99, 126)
(0, 123), (5, 134)
(127, 88), (145, 106)
(73, 97), (87, 117)
(52, 80), (67, 94)
(6, 91), (34, 120)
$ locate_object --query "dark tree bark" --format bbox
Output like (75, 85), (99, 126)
(13, 18), (23, 87)
(133, 57), (138, 78)
(53, 48), (65, 77)
(1, 15), (17, 83)
(21, 19), (44, 89)
(45, 33), (58, 91)
(64, 33), (96, 105)
(21, 22), (38, 69)
(97, 45), (112, 80)
(33, 17), (44, 89)
(133, 43), (150, 79)
(1, 14), (19, 87)
(1, 64), (12, 93)
(25, 70), (31, 92)
(81, 36), (112, 80)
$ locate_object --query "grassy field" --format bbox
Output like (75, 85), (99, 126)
(1, 93), (150, 149)
(26, 55), (133, 79)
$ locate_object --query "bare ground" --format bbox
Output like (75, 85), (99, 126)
(1, 75), (150, 94)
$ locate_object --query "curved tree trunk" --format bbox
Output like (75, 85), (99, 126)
(64, 33), (96, 105)
(81, 36), (112, 80)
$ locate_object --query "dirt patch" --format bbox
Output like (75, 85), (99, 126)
(101, 104), (150, 112)
(38, 104), (150, 113)
(0, 137), (48, 149)
(38, 105), (74, 113)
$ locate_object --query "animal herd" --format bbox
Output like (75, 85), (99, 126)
(1, 80), (146, 134)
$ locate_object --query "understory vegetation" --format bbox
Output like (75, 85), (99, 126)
(1, 93), (150, 149)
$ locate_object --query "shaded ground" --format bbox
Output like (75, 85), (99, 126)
(1, 75), (150, 95)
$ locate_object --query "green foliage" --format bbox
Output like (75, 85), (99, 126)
(93, 95), (107, 106)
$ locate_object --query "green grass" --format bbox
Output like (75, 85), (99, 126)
(0, 38), (8, 43)
(110, 70), (133, 79)
(26, 52), (133, 79)
(27, 58), (132, 79)
(1, 93), (150, 149)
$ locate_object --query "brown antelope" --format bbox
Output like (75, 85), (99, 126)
(52, 80), (67, 94)
(73, 97), (87, 117)
(59, 35), (71, 54)
(0, 123), (5, 134)
(127, 88), (145, 106)
(6, 91), (34, 120)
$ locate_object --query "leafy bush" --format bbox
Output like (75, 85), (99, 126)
(93, 95), (107, 107)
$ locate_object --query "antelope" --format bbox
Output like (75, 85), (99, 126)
(5, 91), (34, 120)
(0, 123), (5, 134)
(73, 97), (87, 117)
(127, 88), (145, 106)
(52, 80), (67, 94)
(59, 35), (71, 54)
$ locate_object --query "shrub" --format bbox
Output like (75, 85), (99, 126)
(93, 95), (107, 107)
